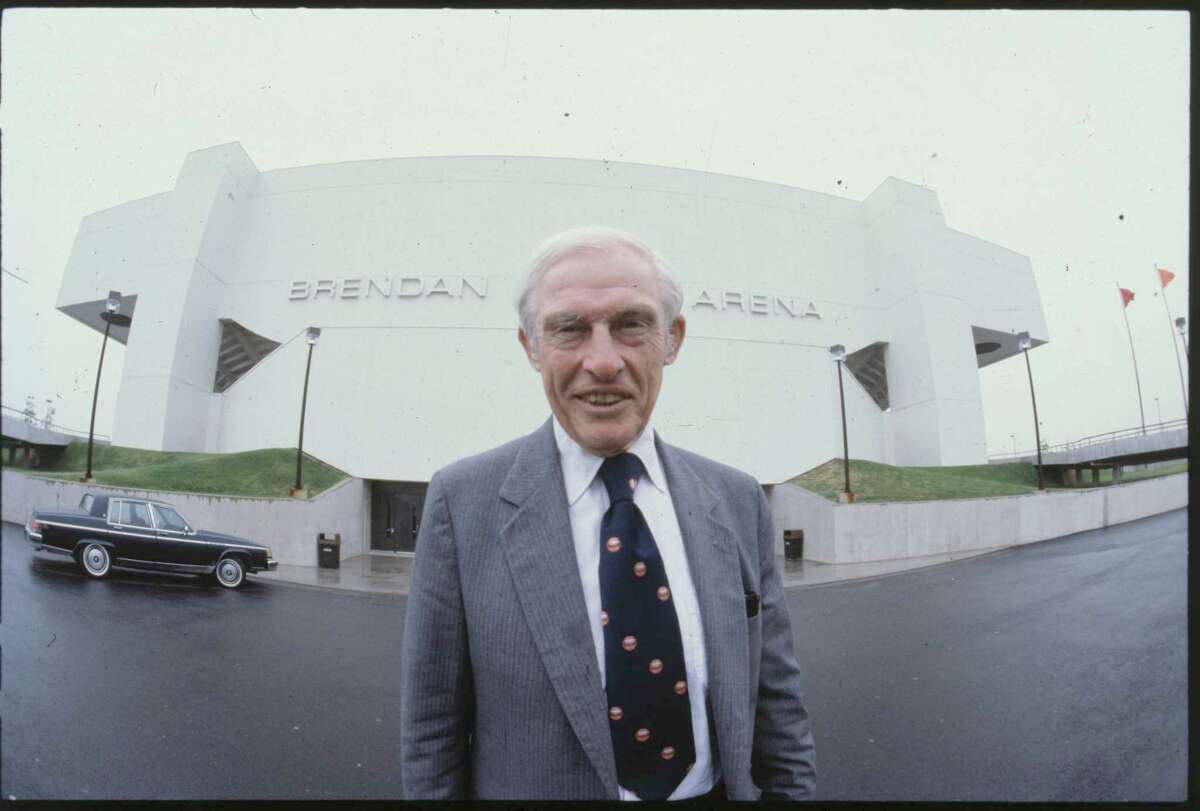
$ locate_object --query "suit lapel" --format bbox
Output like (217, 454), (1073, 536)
(657, 436), (751, 781)
(498, 420), (619, 798)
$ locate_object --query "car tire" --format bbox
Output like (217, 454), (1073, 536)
(214, 556), (246, 589)
(79, 543), (112, 579)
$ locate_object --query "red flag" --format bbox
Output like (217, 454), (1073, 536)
(1158, 268), (1176, 288)
(1119, 287), (1135, 307)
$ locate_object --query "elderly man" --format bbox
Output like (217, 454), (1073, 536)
(400, 226), (816, 800)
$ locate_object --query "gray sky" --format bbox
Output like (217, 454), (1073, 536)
(0, 8), (1189, 457)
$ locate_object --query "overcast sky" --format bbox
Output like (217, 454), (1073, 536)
(0, 8), (1189, 458)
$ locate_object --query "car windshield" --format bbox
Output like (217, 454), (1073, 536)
(151, 504), (188, 532)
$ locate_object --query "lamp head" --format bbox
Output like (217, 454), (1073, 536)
(1016, 331), (1032, 352)
(305, 327), (321, 346)
(829, 344), (846, 362)
(1176, 316), (1187, 331)
(106, 291), (121, 314)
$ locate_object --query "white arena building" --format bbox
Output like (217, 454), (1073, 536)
(57, 142), (1047, 551)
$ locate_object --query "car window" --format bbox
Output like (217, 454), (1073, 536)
(123, 501), (152, 528)
(151, 504), (188, 532)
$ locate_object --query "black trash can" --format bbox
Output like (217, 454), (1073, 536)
(317, 532), (341, 569)
(783, 529), (804, 560)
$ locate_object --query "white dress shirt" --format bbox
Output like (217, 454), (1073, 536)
(553, 417), (719, 801)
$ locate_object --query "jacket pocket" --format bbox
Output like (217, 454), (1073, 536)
(744, 591), (760, 618)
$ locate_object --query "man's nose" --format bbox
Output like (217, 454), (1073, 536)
(582, 327), (625, 380)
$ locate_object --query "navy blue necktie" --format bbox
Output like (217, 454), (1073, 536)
(598, 452), (695, 799)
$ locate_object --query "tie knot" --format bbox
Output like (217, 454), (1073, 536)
(598, 452), (644, 503)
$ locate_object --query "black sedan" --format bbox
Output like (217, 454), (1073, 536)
(25, 493), (277, 589)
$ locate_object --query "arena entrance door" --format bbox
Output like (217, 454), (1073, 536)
(370, 481), (427, 553)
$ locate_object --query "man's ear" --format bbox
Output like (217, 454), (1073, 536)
(518, 327), (541, 371)
(664, 316), (686, 365)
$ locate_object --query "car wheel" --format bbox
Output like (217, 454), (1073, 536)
(80, 543), (112, 579)
(215, 556), (246, 589)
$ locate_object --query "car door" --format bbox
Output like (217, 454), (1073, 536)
(108, 499), (159, 565)
(150, 503), (208, 567)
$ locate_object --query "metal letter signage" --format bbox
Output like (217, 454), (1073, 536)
(688, 288), (820, 319)
(288, 278), (811, 317)
(288, 276), (489, 302)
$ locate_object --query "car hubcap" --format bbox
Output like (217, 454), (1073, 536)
(85, 547), (107, 573)
(219, 561), (241, 585)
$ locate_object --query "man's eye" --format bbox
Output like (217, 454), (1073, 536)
(547, 324), (585, 341)
(617, 320), (649, 332)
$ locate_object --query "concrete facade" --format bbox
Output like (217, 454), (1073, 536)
(2, 469), (368, 567)
(57, 142), (1048, 484)
(766, 473), (1188, 564)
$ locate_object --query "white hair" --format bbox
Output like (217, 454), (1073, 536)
(515, 226), (684, 350)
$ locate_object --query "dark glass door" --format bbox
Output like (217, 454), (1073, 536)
(370, 481), (427, 553)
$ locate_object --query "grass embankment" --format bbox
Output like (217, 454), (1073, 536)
(31, 442), (347, 498)
(792, 459), (1037, 503)
(790, 457), (1187, 503)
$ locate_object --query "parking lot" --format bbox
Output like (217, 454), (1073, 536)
(0, 509), (1187, 800)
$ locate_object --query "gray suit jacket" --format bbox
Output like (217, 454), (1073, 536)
(399, 419), (816, 800)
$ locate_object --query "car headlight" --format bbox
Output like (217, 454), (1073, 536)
(266, 547), (274, 559)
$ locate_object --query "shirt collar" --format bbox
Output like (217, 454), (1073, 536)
(552, 417), (669, 506)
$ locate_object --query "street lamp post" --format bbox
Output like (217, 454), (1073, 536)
(1009, 434), (1016, 457)
(1177, 316), (1189, 362)
(1017, 331), (1045, 491)
(83, 291), (131, 482)
(830, 344), (854, 503)
(292, 327), (321, 497)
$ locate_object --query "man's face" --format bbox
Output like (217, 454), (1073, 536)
(519, 246), (685, 457)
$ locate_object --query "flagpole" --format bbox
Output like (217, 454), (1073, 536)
(1118, 283), (1148, 435)
(1157, 265), (1188, 419)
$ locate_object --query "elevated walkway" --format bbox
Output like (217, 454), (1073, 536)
(989, 419), (1187, 485)
(1, 407), (108, 469)
(1042, 420), (1187, 466)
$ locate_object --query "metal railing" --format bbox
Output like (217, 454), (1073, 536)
(1, 404), (111, 442)
(1049, 418), (1188, 453)
(989, 417), (1188, 462)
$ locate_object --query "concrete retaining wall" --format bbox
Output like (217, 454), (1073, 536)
(8, 468), (1186, 568)
(2, 469), (368, 567)
(766, 473), (1188, 564)
(765, 483), (837, 561)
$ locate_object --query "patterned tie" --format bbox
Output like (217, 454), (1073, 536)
(598, 452), (695, 800)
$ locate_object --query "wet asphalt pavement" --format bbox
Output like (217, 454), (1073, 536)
(788, 507), (1187, 801)
(0, 530), (410, 800)
(0, 508), (1187, 800)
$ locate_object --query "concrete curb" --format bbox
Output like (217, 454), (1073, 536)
(782, 546), (1015, 591)
(250, 573), (403, 598)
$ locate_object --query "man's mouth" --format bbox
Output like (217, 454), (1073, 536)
(577, 392), (631, 407)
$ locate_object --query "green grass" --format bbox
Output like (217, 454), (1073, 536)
(791, 458), (1039, 503)
(27, 442), (347, 498)
(791, 457), (1188, 503)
